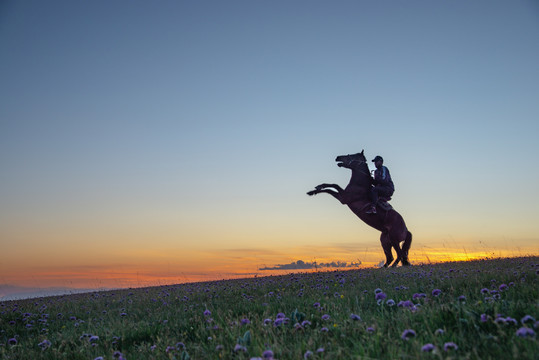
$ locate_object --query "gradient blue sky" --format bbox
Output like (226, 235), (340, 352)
(1, 0), (538, 290)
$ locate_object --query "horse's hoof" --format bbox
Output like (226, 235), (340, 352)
(307, 190), (317, 196)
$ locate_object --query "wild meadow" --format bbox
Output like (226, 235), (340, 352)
(1, 256), (537, 359)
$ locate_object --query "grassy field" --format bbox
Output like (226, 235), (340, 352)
(1, 256), (538, 359)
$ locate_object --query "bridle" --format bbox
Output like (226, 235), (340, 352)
(343, 157), (371, 178)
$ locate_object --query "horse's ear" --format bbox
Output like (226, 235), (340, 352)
(361, 149), (364, 155)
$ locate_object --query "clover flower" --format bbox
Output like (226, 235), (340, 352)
(38, 339), (52, 350)
(234, 344), (247, 352)
(401, 329), (416, 340)
(516, 327), (535, 337)
(521, 315), (536, 324)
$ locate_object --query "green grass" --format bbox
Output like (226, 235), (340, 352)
(1, 256), (538, 359)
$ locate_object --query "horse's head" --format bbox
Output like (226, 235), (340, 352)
(335, 150), (367, 169)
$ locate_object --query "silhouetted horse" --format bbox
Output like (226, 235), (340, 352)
(307, 150), (412, 267)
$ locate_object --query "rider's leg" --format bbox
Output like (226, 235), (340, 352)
(366, 187), (379, 214)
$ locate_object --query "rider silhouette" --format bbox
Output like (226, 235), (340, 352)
(367, 156), (394, 214)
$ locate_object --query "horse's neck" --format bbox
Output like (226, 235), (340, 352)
(345, 164), (372, 194)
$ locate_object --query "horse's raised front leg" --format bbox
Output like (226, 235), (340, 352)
(314, 183), (344, 192)
(307, 188), (344, 203)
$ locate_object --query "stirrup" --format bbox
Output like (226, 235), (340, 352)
(366, 206), (377, 214)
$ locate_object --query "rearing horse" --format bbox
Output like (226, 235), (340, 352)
(307, 150), (412, 267)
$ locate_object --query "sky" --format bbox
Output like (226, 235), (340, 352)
(1, 0), (538, 294)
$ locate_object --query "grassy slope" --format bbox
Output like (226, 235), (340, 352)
(1, 256), (538, 359)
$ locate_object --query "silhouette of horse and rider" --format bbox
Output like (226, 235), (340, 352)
(307, 150), (412, 267)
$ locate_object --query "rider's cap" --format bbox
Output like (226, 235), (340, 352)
(372, 155), (383, 163)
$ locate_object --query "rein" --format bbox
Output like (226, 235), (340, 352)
(348, 159), (372, 178)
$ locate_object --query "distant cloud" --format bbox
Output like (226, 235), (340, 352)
(259, 260), (361, 271)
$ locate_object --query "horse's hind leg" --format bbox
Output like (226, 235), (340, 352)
(380, 232), (394, 267)
(401, 231), (412, 266)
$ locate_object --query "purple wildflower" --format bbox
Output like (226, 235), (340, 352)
(367, 327), (375, 333)
(241, 318), (251, 325)
(89, 335), (99, 343)
(443, 342), (458, 351)
(204, 309), (211, 317)
(301, 320), (312, 327)
(412, 293), (427, 300)
(432, 289), (442, 297)
(421, 343), (435, 352)
(458, 295), (466, 302)
(374, 288), (383, 294)
(521, 315), (535, 324)
(435, 328), (445, 335)
(480, 314), (489, 322)
(316, 348), (325, 353)
(481, 288), (489, 294)
(375, 292), (387, 301)
(263, 318), (272, 326)
(516, 327), (535, 337)
(387, 299), (396, 306)
(322, 314), (330, 321)
(350, 313), (361, 321)
(304, 350), (313, 358)
(262, 350), (274, 358)
(499, 284), (508, 291)
(321, 327), (329, 332)
(234, 344), (247, 352)
(8, 338), (17, 346)
(398, 300), (414, 309)
(505, 317), (518, 326)
(401, 329), (416, 340)
(38, 339), (52, 350)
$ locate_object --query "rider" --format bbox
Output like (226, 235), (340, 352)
(366, 156), (394, 214)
